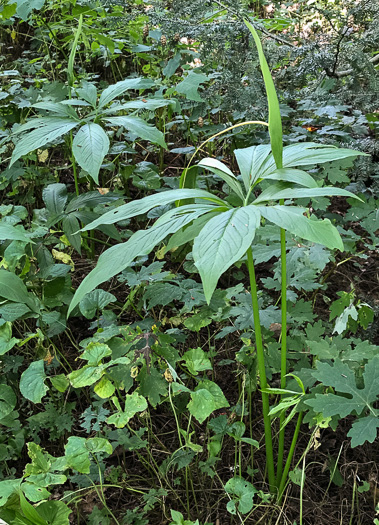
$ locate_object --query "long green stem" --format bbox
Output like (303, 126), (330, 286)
(276, 220), (287, 487)
(246, 247), (276, 491)
(277, 412), (303, 501)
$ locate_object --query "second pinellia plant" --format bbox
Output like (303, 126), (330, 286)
(67, 20), (366, 495)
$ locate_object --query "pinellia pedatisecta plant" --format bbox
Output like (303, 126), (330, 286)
(67, 21), (367, 496)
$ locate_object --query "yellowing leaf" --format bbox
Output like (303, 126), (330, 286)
(37, 149), (49, 162)
(52, 249), (74, 270)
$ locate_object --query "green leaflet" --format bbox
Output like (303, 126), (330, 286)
(256, 205), (344, 251)
(10, 118), (79, 166)
(197, 157), (245, 200)
(193, 206), (261, 303)
(305, 356), (379, 447)
(98, 78), (154, 109)
(104, 116), (166, 149)
(69, 205), (218, 315)
(81, 188), (226, 231)
(253, 184), (361, 204)
(72, 123), (110, 184)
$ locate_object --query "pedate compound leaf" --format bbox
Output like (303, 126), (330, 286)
(20, 360), (48, 403)
(193, 206), (261, 303)
(69, 206), (217, 315)
(81, 188), (226, 231)
(256, 205), (344, 251)
(305, 356), (379, 447)
(104, 116), (166, 148)
(72, 123), (110, 184)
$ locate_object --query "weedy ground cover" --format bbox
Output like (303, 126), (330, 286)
(0, 1), (378, 524)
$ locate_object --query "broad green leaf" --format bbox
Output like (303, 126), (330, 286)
(234, 144), (272, 189)
(0, 270), (37, 311)
(0, 384), (16, 420)
(0, 321), (20, 355)
(62, 214), (81, 254)
(82, 188), (226, 231)
(104, 116), (166, 149)
(20, 360), (48, 403)
(50, 374), (69, 393)
(0, 479), (21, 506)
(72, 123), (110, 184)
(187, 380), (229, 423)
(65, 191), (119, 213)
(253, 184), (360, 204)
(20, 491), (48, 525)
(264, 168), (318, 188)
(305, 356), (379, 447)
(0, 223), (33, 243)
(138, 366), (168, 407)
(225, 476), (257, 515)
(193, 207), (261, 303)
(65, 437), (112, 473)
(10, 119), (79, 166)
(68, 365), (105, 388)
(35, 500), (71, 525)
(79, 290), (116, 319)
(176, 70), (210, 102)
(42, 183), (67, 219)
(256, 205), (343, 250)
(98, 78), (154, 109)
(94, 376), (115, 398)
(281, 143), (367, 168)
(197, 158), (245, 200)
(15, 0), (45, 20)
(107, 392), (148, 428)
(32, 102), (74, 118)
(69, 206), (219, 314)
(182, 348), (212, 375)
(79, 342), (112, 365)
(245, 21), (282, 169)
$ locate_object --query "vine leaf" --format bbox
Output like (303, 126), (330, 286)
(305, 356), (379, 447)
(20, 360), (48, 403)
